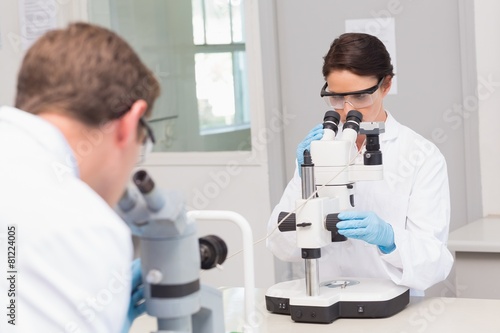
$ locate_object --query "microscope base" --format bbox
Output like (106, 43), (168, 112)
(265, 278), (409, 323)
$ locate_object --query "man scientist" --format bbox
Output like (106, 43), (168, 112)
(0, 22), (159, 332)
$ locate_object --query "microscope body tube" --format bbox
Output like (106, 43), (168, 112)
(141, 189), (165, 212)
(141, 220), (201, 328)
(340, 126), (359, 146)
(316, 185), (355, 210)
(157, 318), (192, 332)
(313, 122), (357, 209)
(311, 116), (360, 211)
(117, 187), (137, 212)
(322, 127), (336, 141)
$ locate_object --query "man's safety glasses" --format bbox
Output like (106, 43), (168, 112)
(137, 117), (155, 164)
(320, 77), (385, 110)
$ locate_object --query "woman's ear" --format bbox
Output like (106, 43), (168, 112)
(115, 100), (148, 148)
(381, 75), (393, 98)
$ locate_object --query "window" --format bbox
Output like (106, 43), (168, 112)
(87, 0), (251, 152)
(191, 0), (249, 135)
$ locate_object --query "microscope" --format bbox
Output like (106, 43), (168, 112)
(116, 170), (228, 333)
(265, 110), (409, 323)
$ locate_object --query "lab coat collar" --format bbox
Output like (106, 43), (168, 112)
(0, 106), (80, 178)
(380, 110), (400, 142)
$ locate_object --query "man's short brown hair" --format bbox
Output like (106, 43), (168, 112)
(15, 22), (160, 126)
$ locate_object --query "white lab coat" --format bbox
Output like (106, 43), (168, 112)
(0, 106), (133, 333)
(267, 111), (453, 294)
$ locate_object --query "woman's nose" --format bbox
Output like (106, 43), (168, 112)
(343, 100), (355, 112)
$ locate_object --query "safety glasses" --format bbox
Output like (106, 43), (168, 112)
(137, 117), (155, 164)
(320, 77), (385, 110)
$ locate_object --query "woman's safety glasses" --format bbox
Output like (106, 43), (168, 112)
(320, 77), (384, 110)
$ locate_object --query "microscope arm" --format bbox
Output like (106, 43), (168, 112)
(187, 210), (257, 333)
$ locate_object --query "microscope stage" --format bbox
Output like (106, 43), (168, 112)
(265, 278), (409, 323)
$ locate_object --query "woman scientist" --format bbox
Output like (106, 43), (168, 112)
(266, 33), (453, 295)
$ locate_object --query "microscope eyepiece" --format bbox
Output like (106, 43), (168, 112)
(133, 170), (155, 194)
(343, 110), (363, 133)
(346, 110), (363, 122)
(323, 110), (340, 135)
(132, 170), (165, 212)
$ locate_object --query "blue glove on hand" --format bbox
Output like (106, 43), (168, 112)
(337, 211), (396, 254)
(296, 124), (323, 174)
(121, 258), (146, 333)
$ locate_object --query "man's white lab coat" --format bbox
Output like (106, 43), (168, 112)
(267, 112), (454, 294)
(0, 106), (132, 333)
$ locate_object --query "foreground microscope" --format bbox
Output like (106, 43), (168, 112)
(265, 110), (409, 323)
(116, 170), (227, 333)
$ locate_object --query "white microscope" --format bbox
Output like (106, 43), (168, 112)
(265, 110), (409, 323)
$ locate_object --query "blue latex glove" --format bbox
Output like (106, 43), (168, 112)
(296, 124), (323, 174)
(121, 258), (146, 333)
(337, 211), (396, 254)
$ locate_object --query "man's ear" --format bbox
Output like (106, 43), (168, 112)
(116, 100), (148, 148)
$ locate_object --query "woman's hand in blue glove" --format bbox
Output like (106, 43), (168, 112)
(121, 258), (146, 333)
(337, 211), (396, 254)
(296, 124), (323, 173)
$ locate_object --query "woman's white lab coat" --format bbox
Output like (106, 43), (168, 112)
(266, 112), (454, 294)
(0, 106), (132, 333)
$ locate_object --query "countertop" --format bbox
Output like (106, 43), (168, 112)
(447, 216), (500, 252)
(131, 287), (500, 332)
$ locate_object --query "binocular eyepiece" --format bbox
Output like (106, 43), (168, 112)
(323, 110), (364, 134)
(321, 110), (383, 166)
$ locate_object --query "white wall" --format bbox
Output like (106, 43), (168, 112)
(475, 0), (500, 217)
(0, 1), (22, 106)
(0, 1), (86, 106)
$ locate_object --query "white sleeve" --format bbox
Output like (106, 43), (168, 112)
(17, 216), (133, 333)
(266, 166), (304, 262)
(381, 151), (454, 291)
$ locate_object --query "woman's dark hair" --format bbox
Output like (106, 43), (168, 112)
(322, 33), (395, 80)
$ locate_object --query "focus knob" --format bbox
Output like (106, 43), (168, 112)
(277, 212), (296, 232)
(325, 213), (347, 242)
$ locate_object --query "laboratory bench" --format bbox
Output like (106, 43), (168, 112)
(447, 216), (500, 299)
(131, 287), (500, 332)
(129, 217), (500, 331)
